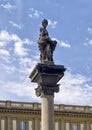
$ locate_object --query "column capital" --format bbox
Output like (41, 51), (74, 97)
(35, 83), (59, 96)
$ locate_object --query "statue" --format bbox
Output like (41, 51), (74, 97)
(38, 19), (57, 64)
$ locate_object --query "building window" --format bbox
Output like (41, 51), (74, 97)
(1, 119), (5, 130)
(29, 121), (32, 130)
(72, 124), (78, 130)
(12, 120), (17, 130)
(19, 121), (26, 130)
(66, 122), (69, 130)
(80, 124), (84, 130)
(55, 122), (59, 130)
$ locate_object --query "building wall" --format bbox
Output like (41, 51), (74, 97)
(0, 100), (92, 130)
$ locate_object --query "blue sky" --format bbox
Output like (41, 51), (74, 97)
(0, 0), (92, 105)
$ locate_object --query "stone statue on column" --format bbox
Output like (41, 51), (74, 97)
(38, 19), (57, 64)
(30, 19), (66, 97)
(30, 19), (66, 130)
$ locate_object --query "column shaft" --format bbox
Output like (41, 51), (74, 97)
(35, 118), (39, 130)
(41, 95), (54, 130)
(86, 121), (90, 130)
(61, 120), (64, 130)
(7, 117), (11, 130)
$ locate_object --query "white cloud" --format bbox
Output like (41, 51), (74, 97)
(0, 30), (38, 85)
(84, 38), (92, 46)
(19, 57), (36, 66)
(0, 71), (92, 105)
(0, 78), (39, 102)
(14, 42), (28, 56)
(0, 30), (32, 56)
(1, 2), (16, 12)
(10, 21), (23, 29)
(88, 40), (92, 45)
(0, 30), (18, 46)
(0, 30), (12, 43)
(18, 57), (37, 74)
(0, 56), (10, 63)
(29, 8), (43, 18)
(48, 19), (58, 28)
(59, 41), (71, 48)
(0, 63), (16, 72)
(0, 41), (5, 46)
(0, 30), (39, 101)
(11, 34), (20, 41)
(0, 30), (38, 78)
(55, 71), (92, 105)
(22, 38), (31, 45)
(84, 27), (92, 46)
(0, 49), (10, 56)
(88, 27), (92, 34)
(52, 38), (71, 48)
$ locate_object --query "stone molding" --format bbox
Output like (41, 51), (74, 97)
(0, 108), (92, 118)
(29, 63), (66, 96)
(0, 100), (92, 113)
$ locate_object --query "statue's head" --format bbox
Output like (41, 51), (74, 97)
(42, 19), (48, 28)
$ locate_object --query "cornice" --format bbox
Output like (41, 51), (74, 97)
(0, 107), (92, 118)
(55, 110), (92, 118)
(0, 107), (41, 115)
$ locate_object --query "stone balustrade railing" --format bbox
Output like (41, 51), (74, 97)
(0, 100), (91, 113)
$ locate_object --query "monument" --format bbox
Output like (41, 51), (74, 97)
(29, 19), (66, 130)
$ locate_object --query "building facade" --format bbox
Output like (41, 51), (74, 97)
(0, 100), (92, 130)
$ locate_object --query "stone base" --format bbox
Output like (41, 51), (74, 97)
(29, 63), (66, 96)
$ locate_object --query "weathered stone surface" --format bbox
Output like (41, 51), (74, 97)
(37, 19), (57, 64)
(29, 63), (66, 96)
(41, 95), (54, 130)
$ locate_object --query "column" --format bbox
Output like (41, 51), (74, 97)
(7, 117), (11, 130)
(41, 95), (54, 130)
(30, 64), (66, 130)
(35, 118), (39, 130)
(86, 122), (90, 130)
(61, 120), (64, 130)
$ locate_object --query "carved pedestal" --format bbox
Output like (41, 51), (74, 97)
(29, 63), (66, 130)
